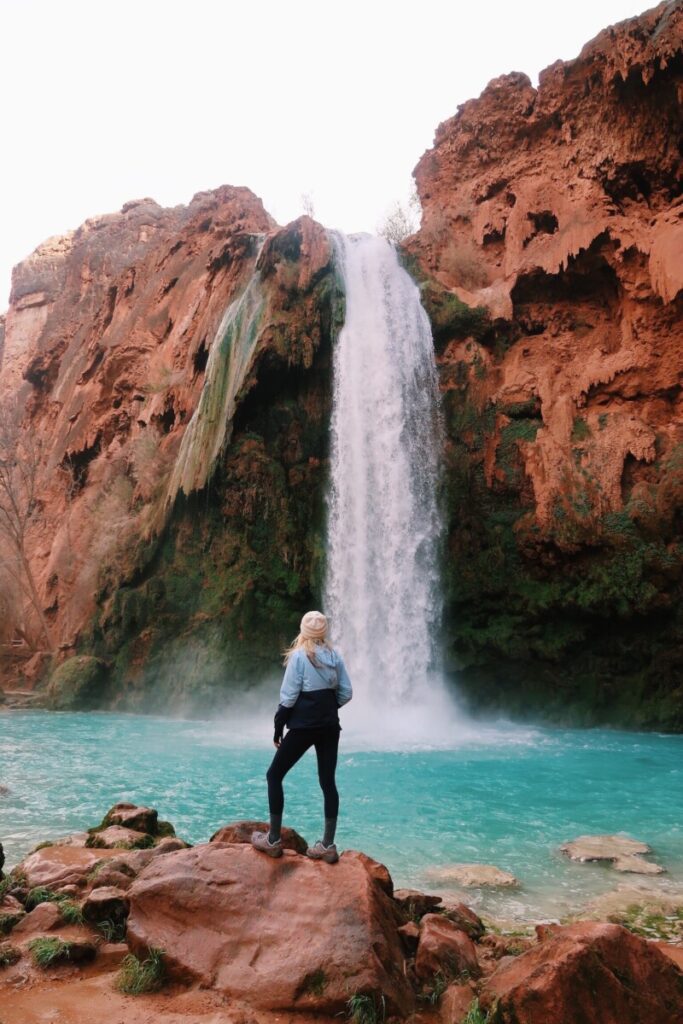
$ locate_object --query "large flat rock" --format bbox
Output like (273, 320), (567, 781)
(126, 843), (412, 1013)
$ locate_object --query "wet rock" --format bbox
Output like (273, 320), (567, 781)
(126, 843), (412, 1013)
(481, 922), (683, 1024)
(86, 825), (151, 849)
(18, 844), (119, 890)
(441, 901), (485, 940)
(415, 913), (481, 981)
(560, 835), (664, 875)
(0, 894), (25, 916)
(89, 867), (134, 891)
(427, 864), (519, 887)
(104, 803), (159, 835)
(210, 820), (307, 854)
(12, 902), (63, 936)
(394, 888), (443, 919)
(82, 886), (129, 928)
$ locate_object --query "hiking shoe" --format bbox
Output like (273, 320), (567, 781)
(306, 840), (339, 864)
(251, 830), (283, 858)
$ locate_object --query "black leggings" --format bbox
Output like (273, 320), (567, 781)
(266, 727), (340, 819)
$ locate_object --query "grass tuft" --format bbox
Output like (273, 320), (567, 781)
(0, 913), (22, 935)
(59, 899), (84, 926)
(463, 998), (491, 1024)
(97, 917), (127, 943)
(28, 937), (75, 968)
(347, 992), (385, 1024)
(25, 886), (63, 910)
(116, 948), (166, 994)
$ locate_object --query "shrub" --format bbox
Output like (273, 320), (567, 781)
(116, 949), (166, 994)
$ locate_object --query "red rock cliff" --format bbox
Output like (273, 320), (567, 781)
(404, 0), (683, 726)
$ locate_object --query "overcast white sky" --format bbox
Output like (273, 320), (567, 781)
(1, 0), (647, 306)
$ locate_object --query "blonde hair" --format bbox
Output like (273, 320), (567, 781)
(283, 633), (332, 665)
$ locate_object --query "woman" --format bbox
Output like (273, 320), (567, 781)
(251, 610), (352, 864)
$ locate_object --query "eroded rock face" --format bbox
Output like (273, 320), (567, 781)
(0, 188), (340, 710)
(405, 1), (683, 727)
(480, 922), (683, 1024)
(125, 843), (412, 1013)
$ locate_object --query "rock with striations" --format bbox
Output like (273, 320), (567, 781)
(480, 922), (683, 1024)
(126, 843), (412, 1014)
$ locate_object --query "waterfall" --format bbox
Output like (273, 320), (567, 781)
(325, 233), (456, 742)
(165, 272), (264, 505)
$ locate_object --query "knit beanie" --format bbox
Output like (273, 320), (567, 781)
(300, 610), (328, 641)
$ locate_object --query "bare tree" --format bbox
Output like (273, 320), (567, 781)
(300, 192), (316, 218)
(0, 404), (54, 651)
(378, 184), (422, 245)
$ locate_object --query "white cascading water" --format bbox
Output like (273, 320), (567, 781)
(325, 233), (462, 745)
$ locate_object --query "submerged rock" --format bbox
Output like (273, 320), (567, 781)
(560, 835), (664, 875)
(480, 922), (683, 1024)
(427, 864), (519, 888)
(126, 842), (412, 1013)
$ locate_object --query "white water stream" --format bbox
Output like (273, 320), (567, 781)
(324, 233), (463, 744)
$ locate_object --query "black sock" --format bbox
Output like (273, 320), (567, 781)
(323, 817), (337, 847)
(268, 814), (282, 844)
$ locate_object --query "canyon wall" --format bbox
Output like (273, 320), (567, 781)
(405, 0), (683, 726)
(0, 191), (341, 709)
(0, 2), (681, 726)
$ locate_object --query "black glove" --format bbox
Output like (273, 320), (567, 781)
(274, 704), (291, 744)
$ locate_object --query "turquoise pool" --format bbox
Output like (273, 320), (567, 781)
(1, 710), (681, 921)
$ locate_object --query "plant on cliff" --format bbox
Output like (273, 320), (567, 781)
(0, 402), (54, 651)
(116, 948), (166, 994)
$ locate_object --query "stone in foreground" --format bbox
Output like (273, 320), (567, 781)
(415, 913), (481, 980)
(560, 835), (664, 874)
(126, 843), (412, 1013)
(481, 922), (683, 1024)
(427, 863), (519, 887)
